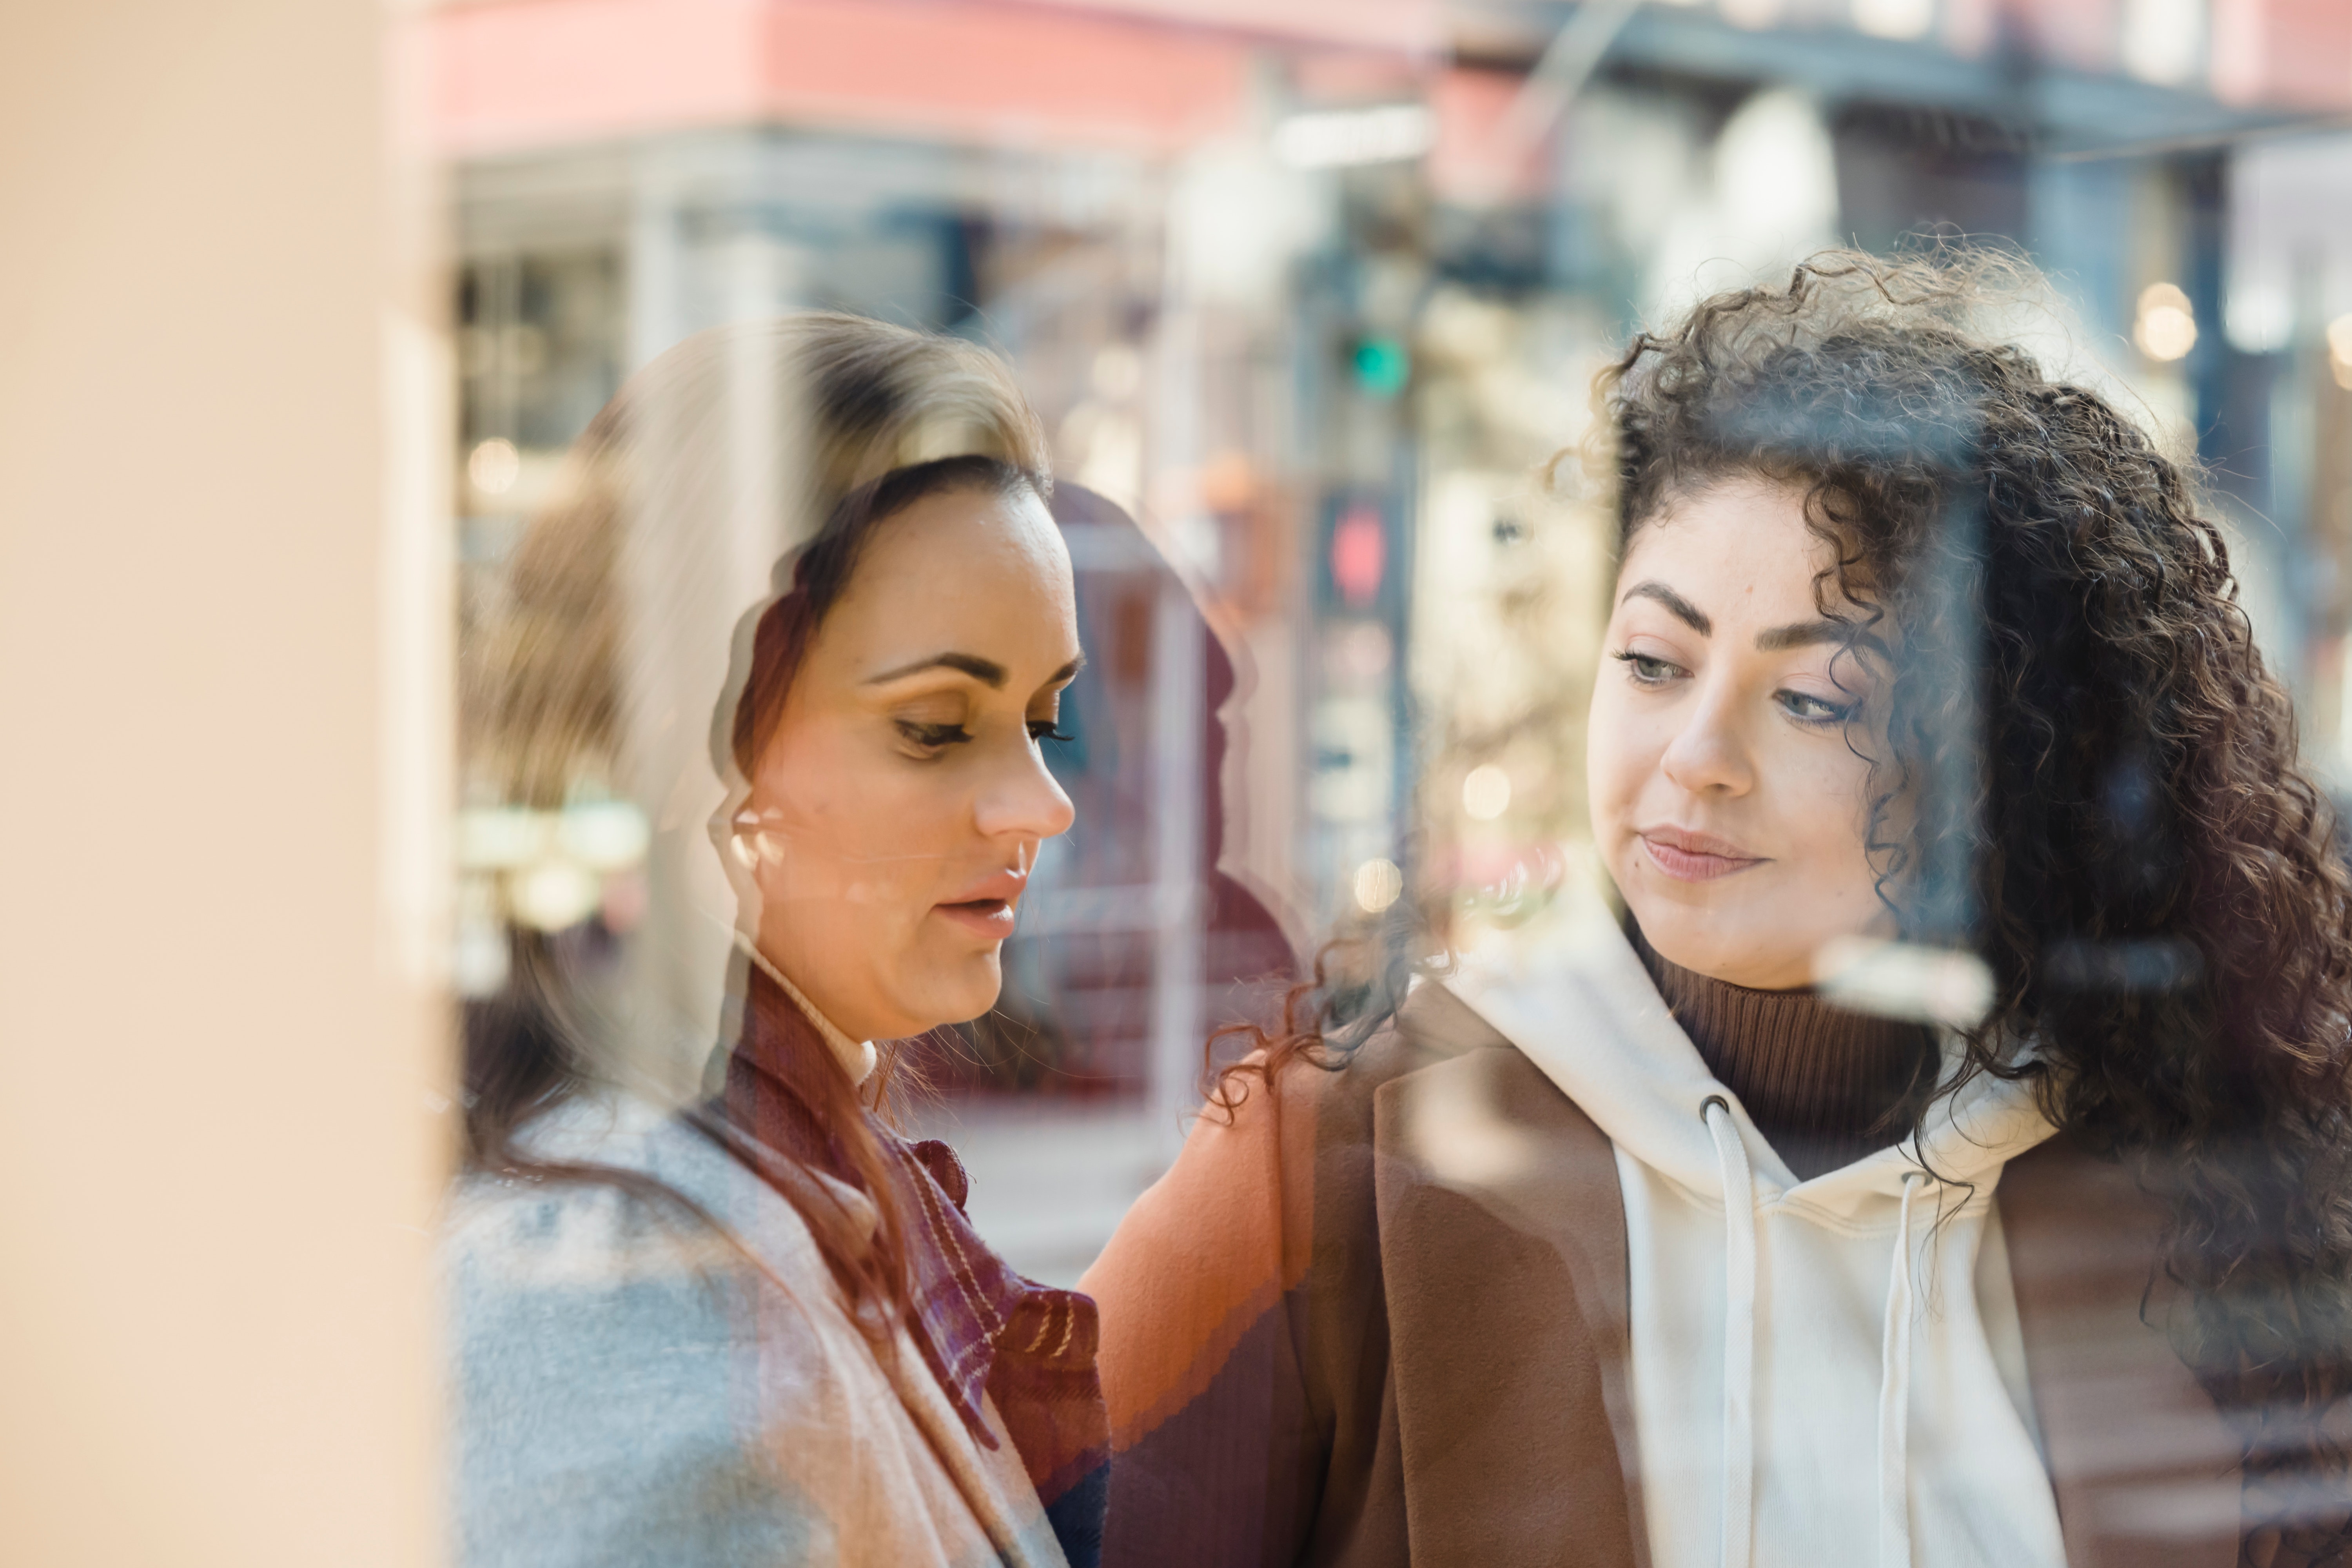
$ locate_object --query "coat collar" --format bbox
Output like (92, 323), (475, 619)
(1439, 899), (2057, 1211)
(1383, 927), (2236, 1568)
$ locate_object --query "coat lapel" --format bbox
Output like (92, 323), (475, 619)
(1372, 984), (1650, 1568)
(1998, 1138), (2239, 1568)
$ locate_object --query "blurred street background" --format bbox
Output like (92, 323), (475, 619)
(422, 0), (2352, 1282)
(16, 5), (2352, 1562)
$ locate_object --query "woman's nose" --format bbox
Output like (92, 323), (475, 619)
(1659, 684), (1754, 796)
(974, 738), (1077, 844)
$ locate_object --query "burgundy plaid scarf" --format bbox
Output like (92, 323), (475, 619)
(719, 963), (1109, 1563)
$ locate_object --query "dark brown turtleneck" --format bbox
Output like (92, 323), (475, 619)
(1633, 926), (1937, 1180)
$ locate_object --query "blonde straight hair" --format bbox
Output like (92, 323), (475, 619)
(463, 312), (1051, 1336)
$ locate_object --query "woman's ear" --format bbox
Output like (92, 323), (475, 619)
(710, 779), (770, 934)
(727, 815), (762, 870)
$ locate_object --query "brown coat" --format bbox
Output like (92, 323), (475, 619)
(1081, 982), (2272, 1568)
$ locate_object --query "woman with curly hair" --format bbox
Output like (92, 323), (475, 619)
(1081, 254), (2352, 1568)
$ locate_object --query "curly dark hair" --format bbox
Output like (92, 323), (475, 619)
(1224, 251), (2352, 1521)
(1613, 250), (2352, 1486)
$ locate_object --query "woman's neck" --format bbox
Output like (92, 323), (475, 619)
(1632, 924), (1935, 1180)
(733, 931), (878, 1086)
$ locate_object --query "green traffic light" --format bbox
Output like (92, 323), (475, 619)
(1352, 337), (1410, 398)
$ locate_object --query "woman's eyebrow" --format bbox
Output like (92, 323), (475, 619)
(864, 652), (1088, 689)
(1754, 619), (1844, 652)
(1756, 618), (1889, 659)
(1620, 580), (1711, 635)
(865, 652), (1007, 688)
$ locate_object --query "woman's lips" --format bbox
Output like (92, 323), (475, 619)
(933, 867), (1027, 940)
(934, 897), (1016, 939)
(1639, 828), (1766, 883)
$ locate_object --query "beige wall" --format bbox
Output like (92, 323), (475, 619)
(0, 4), (443, 1564)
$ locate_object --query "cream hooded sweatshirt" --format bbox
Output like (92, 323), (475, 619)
(1445, 901), (2069, 1568)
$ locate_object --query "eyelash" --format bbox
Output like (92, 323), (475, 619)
(1777, 691), (1855, 727)
(1610, 650), (1856, 728)
(897, 722), (971, 751)
(895, 719), (1073, 752)
(1613, 650), (1680, 685)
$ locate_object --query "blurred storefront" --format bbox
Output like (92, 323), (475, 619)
(425, 0), (2352, 1279)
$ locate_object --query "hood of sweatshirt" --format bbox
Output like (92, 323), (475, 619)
(1443, 896), (2056, 1210)
(1441, 895), (2067, 1568)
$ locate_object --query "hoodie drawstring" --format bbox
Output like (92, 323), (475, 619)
(1702, 1100), (1926, 1568)
(1878, 1171), (1924, 1567)
(1700, 1096), (1756, 1568)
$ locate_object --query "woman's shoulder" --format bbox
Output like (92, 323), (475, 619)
(1084, 980), (1537, 1296)
(440, 1091), (819, 1303)
(1248, 975), (1530, 1127)
(443, 1096), (873, 1567)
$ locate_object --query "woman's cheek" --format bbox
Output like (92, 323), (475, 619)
(1583, 687), (1636, 835)
(1601, 733), (1665, 851)
(1791, 754), (1880, 932)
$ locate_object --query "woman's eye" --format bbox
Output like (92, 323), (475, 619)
(1027, 718), (1074, 745)
(896, 720), (973, 751)
(1777, 689), (1854, 726)
(1613, 650), (1682, 685)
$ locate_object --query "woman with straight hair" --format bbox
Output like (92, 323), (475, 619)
(445, 312), (1107, 1567)
(1083, 253), (2352, 1567)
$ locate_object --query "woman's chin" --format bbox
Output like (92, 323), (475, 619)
(895, 953), (1003, 1032)
(1632, 910), (1816, 992)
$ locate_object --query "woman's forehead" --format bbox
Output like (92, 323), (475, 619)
(857, 484), (1066, 590)
(1619, 483), (1848, 616)
(818, 489), (1078, 677)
